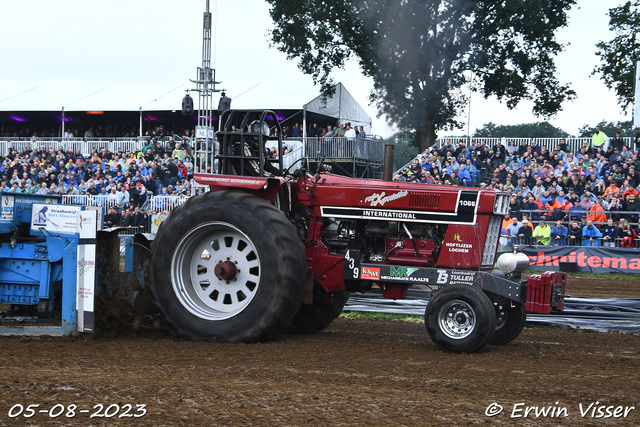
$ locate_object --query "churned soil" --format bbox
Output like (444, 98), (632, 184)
(565, 275), (640, 299)
(0, 277), (638, 427)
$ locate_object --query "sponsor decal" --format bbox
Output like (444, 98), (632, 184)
(390, 267), (419, 277)
(364, 190), (408, 207)
(361, 266), (380, 280)
(445, 241), (473, 253)
(454, 233), (463, 242)
(198, 176), (265, 185)
(320, 206), (477, 224)
(449, 271), (476, 284)
(363, 210), (417, 220)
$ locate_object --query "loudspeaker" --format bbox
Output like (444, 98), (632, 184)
(182, 94), (194, 116)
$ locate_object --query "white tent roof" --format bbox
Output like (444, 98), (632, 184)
(304, 83), (372, 131)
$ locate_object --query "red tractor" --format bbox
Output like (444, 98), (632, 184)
(148, 110), (559, 353)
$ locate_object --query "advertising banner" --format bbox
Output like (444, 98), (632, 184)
(31, 204), (82, 233)
(76, 210), (97, 333)
(522, 246), (640, 274)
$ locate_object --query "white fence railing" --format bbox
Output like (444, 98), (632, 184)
(0, 140), (148, 158)
(142, 195), (189, 213)
(434, 137), (635, 157)
(63, 193), (190, 213)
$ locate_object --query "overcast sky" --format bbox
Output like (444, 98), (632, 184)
(0, 0), (630, 138)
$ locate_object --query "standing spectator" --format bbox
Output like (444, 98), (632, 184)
(591, 125), (608, 153)
(623, 193), (640, 223)
(610, 131), (625, 152)
(517, 218), (534, 245)
(568, 220), (583, 246)
(533, 219), (551, 245)
(602, 218), (619, 247)
(550, 220), (568, 246)
(505, 217), (522, 246)
(582, 219), (603, 246)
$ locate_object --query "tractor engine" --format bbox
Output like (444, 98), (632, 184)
(321, 220), (446, 267)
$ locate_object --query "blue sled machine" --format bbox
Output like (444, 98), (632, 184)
(0, 193), (100, 336)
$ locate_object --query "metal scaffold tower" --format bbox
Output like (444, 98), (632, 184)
(189, 0), (220, 173)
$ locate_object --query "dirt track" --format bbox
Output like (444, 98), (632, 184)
(0, 277), (638, 426)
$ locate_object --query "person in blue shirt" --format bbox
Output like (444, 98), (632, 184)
(457, 163), (471, 186)
(582, 219), (603, 246)
(550, 220), (568, 246)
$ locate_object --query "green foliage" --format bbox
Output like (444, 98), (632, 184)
(594, 1), (640, 111)
(577, 120), (634, 138)
(474, 122), (570, 138)
(266, 0), (577, 151)
(340, 311), (424, 323)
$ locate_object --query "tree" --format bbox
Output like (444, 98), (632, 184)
(474, 122), (570, 138)
(577, 120), (634, 138)
(594, 1), (640, 111)
(267, 0), (577, 151)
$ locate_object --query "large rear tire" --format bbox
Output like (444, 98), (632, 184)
(490, 302), (526, 345)
(148, 191), (307, 342)
(285, 291), (350, 334)
(425, 285), (496, 353)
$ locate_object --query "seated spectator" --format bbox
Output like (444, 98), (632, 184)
(619, 219), (636, 248)
(533, 219), (551, 245)
(522, 194), (541, 221)
(457, 163), (471, 186)
(587, 198), (607, 226)
(544, 195), (564, 221)
(582, 219), (603, 246)
(603, 181), (620, 200)
(602, 218), (619, 247)
(550, 220), (568, 246)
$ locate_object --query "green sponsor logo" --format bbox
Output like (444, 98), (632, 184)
(390, 267), (419, 277)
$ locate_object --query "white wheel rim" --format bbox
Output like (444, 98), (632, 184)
(438, 299), (476, 339)
(171, 222), (261, 320)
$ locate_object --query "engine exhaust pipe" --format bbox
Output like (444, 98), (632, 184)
(383, 144), (394, 181)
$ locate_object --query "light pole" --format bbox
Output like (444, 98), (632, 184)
(138, 84), (185, 137)
(61, 85), (111, 138)
(467, 70), (473, 144)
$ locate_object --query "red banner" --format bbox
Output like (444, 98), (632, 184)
(522, 246), (640, 274)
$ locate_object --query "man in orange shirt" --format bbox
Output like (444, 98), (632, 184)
(545, 195), (564, 221)
(587, 198), (607, 227)
(603, 182), (621, 200)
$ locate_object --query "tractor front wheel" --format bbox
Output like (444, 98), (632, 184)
(490, 302), (526, 345)
(425, 285), (496, 353)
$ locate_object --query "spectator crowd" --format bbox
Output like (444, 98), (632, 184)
(395, 127), (640, 247)
(0, 134), (199, 231)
